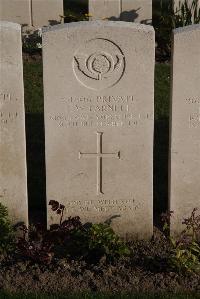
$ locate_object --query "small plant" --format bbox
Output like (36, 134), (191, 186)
(63, 0), (89, 23)
(69, 222), (130, 262)
(161, 210), (174, 234)
(162, 208), (200, 273)
(175, 0), (200, 27)
(22, 28), (42, 53)
(182, 208), (200, 241)
(17, 223), (54, 264)
(87, 223), (130, 258)
(0, 202), (15, 254)
(49, 200), (130, 262)
(17, 200), (130, 263)
(16, 200), (83, 263)
(154, 0), (200, 61)
(63, 12), (90, 23)
(169, 238), (200, 273)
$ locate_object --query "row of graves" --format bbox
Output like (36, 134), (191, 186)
(0, 16), (200, 239)
(0, 0), (199, 27)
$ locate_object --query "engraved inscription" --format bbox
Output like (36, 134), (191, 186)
(62, 198), (140, 214)
(186, 98), (200, 104)
(0, 188), (7, 199)
(0, 92), (19, 124)
(0, 93), (18, 102)
(185, 98), (200, 128)
(189, 107), (200, 128)
(49, 95), (153, 128)
(73, 38), (125, 90)
(79, 132), (120, 195)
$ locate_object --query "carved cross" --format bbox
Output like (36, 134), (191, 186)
(79, 132), (120, 195)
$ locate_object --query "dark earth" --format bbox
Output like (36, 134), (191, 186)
(0, 228), (200, 295)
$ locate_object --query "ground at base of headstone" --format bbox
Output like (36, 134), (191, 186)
(0, 292), (199, 299)
(0, 227), (199, 295)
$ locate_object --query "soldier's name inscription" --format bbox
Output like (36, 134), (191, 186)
(49, 95), (153, 128)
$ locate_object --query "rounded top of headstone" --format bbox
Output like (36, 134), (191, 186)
(174, 24), (200, 35)
(42, 20), (154, 35)
(0, 21), (21, 30)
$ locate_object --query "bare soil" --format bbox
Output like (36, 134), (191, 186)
(0, 228), (200, 295)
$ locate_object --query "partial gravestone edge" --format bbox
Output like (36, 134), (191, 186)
(42, 20), (154, 34)
(173, 23), (200, 34)
(169, 24), (200, 236)
(0, 20), (28, 226)
(0, 20), (21, 30)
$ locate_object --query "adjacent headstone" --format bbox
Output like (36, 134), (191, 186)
(121, 0), (152, 24)
(43, 21), (154, 239)
(89, 0), (152, 23)
(89, 0), (121, 20)
(32, 0), (63, 27)
(0, 0), (32, 26)
(0, 22), (28, 225)
(169, 25), (200, 235)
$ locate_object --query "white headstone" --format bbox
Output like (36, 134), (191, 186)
(43, 21), (154, 239)
(0, 0), (32, 26)
(0, 21), (28, 225)
(169, 24), (200, 235)
(89, 0), (120, 20)
(32, 0), (63, 27)
(89, 0), (152, 23)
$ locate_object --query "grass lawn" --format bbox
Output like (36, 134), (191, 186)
(1, 292), (199, 299)
(23, 61), (170, 224)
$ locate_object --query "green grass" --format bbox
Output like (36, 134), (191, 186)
(0, 292), (199, 299)
(63, 0), (88, 22)
(23, 62), (43, 113)
(23, 61), (170, 223)
(23, 61), (45, 220)
(154, 63), (170, 120)
(154, 64), (170, 220)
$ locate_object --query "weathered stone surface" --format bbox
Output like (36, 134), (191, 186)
(169, 25), (200, 235)
(0, 0), (31, 26)
(0, 22), (28, 225)
(121, 0), (152, 24)
(89, 0), (120, 20)
(43, 21), (154, 239)
(89, 0), (152, 23)
(32, 0), (63, 27)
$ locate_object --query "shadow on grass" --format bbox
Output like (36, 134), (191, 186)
(25, 113), (46, 225)
(64, 0), (88, 14)
(154, 118), (169, 228)
(63, 0), (88, 22)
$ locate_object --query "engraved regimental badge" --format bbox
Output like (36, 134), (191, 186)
(73, 38), (125, 90)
